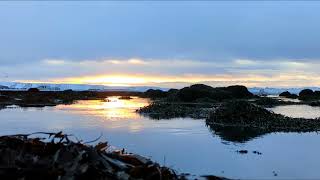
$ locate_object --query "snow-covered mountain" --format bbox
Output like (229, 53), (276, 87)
(0, 82), (167, 92)
(249, 87), (320, 95)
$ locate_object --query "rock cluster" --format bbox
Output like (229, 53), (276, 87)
(143, 84), (253, 102)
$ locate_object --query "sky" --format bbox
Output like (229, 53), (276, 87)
(1, 1), (320, 88)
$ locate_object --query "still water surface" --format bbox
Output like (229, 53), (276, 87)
(1, 97), (320, 179)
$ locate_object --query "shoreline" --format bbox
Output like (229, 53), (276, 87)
(0, 132), (227, 180)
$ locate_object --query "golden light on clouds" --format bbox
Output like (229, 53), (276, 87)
(12, 57), (320, 88)
(46, 73), (274, 87)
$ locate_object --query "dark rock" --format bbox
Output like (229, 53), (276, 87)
(144, 89), (167, 99)
(167, 88), (179, 94)
(63, 89), (73, 93)
(309, 101), (320, 107)
(299, 89), (314, 96)
(27, 88), (40, 93)
(279, 91), (298, 99)
(236, 150), (248, 154)
(225, 85), (253, 99)
(177, 84), (217, 102)
(314, 91), (320, 96)
(299, 89), (314, 99)
(279, 91), (291, 97)
(253, 151), (262, 155)
(177, 84), (253, 102)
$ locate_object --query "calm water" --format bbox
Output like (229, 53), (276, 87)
(1, 97), (320, 179)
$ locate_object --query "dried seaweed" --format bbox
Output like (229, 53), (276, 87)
(0, 132), (180, 180)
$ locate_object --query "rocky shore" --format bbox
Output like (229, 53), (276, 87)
(0, 90), (142, 108)
(207, 100), (320, 132)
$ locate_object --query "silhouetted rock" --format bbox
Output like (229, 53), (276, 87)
(27, 88), (40, 92)
(279, 91), (291, 97)
(63, 89), (73, 93)
(143, 89), (167, 99)
(279, 91), (298, 99)
(177, 84), (217, 102)
(224, 85), (253, 98)
(177, 84), (253, 102)
(167, 88), (179, 95)
(299, 89), (314, 98)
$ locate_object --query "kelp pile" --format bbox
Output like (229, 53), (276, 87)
(0, 132), (180, 180)
(207, 101), (320, 132)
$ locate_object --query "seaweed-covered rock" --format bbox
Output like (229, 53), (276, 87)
(207, 100), (320, 132)
(253, 97), (283, 107)
(208, 101), (280, 126)
(253, 97), (298, 108)
(137, 102), (213, 119)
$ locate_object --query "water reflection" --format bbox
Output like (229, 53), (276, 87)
(2, 97), (320, 178)
(56, 97), (150, 119)
(207, 123), (269, 143)
(269, 105), (320, 119)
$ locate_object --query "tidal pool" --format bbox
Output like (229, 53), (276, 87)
(1, 97), (320, 179)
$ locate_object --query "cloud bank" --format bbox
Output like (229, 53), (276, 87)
(1, 2), (320, 87)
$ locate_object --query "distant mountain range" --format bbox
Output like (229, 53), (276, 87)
(0, 82), (168, 92)
(248, 87), (320, 95)
(1, 82), (319, 95)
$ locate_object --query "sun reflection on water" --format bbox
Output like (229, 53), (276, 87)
(56, 96), (150, 119)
